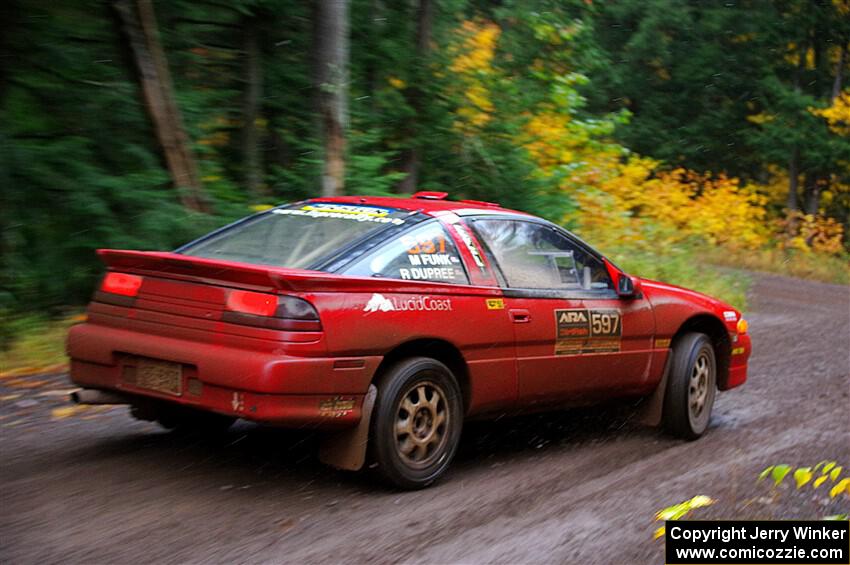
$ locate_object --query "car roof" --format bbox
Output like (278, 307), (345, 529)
(308, 193), (533, 218)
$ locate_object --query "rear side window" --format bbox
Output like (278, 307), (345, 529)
(471, 219), (612, 291)
(343, 221), (469, 284)
(180, 202), (411, 268)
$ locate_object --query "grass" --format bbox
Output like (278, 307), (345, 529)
(607, 245), (751, 310)
(703, 247), (849, 286)
(606, 241), (849, 311)
(0, 312), (82, 376)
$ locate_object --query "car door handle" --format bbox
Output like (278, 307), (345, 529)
(509, 309), (531, 323)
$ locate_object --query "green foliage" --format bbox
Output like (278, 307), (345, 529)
(1, 0), (847, 341)
(0, 311), (82, 372)
(586, 1), (850, 189)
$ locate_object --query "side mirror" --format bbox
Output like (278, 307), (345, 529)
(617, 273), (635, 298)
(604, 258), (641, 299)
(617, 275), (639, 298)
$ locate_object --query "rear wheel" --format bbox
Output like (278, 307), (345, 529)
(371, 357), (463, 489)
(663, 333), (717, 440)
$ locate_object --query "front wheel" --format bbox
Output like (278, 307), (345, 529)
(371, 357), (463, 489)
(663, 333), (717, 440)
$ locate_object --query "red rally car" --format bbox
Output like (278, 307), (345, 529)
(67, 192), (751, 488)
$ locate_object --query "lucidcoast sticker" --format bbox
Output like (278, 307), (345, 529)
(554, 308), (622, 355)
(364, 293), (453, 313)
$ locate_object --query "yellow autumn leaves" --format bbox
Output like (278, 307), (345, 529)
(653, 495), (716, 540)
(520, 99), (770, 251)
(759, 461), (850, 499)
(811, 89), (850, 137)
(447, 19), (845, 258)
(569, 158), (770, 252)
(448, 21), (501, 132)
(652, 461), (849, 541)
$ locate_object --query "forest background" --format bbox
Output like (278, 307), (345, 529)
(1, 0), (848, 370)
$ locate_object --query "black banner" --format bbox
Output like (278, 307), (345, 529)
(665, 520), (849, 564)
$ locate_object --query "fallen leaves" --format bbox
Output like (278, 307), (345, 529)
(50, 405), (112, 420)
(4, 378), (52, 389)
(653, 495), (715, 539)
(0, 363), (69, 379)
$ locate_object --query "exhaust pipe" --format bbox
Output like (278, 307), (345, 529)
(71, 389), (131, 405)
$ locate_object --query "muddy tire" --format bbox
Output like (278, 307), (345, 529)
(663, 333), (717, 440)
(370, 357), (463, 489)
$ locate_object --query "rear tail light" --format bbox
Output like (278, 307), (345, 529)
(94, 272), (143, 306)
(101, 272), (143, 296)
(736, 318), (748, 335)
(226, 290), (277, 317)
(223, 290), (321, 331)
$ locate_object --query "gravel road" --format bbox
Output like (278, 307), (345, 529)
(2, 272), (848, 564)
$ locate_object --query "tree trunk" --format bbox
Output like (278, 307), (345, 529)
(803, 172), (823, 215)
(241, 15), (264, 198)
(396, 0), (433, 194)
(787, 147), (800, 211)
(832, 42), (846, 100)
(312, 0), (349, 197)
(785, 40), (807, 213)
(114, 0), (209, 213)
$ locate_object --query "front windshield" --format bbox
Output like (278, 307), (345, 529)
(180, 202), (412, 268)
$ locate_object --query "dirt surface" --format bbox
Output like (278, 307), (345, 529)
(2, 272), (849, 564)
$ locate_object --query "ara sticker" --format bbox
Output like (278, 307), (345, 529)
(452, 223), (486, 270)
(723, 311), (737, 322)
(554, 309), (622, 355)
(486, 298), (505, 310)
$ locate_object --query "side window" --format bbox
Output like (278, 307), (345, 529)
(343, 221), (469, 284)
(472, 219), (612, 291)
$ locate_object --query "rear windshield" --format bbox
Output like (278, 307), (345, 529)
(179, 202), (413, 269)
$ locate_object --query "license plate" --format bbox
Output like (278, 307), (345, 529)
(136, 358), (183, 396)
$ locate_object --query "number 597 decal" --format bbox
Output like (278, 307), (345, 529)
(555, 309), (622, 355)
(590, 310), (621, 337)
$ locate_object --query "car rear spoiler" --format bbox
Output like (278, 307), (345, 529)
(97, 249), (296, 290)
(97, 249), (502, 296)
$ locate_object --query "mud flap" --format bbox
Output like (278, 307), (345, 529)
(636, 355), (671, 427)
(318, 384), (377, 471)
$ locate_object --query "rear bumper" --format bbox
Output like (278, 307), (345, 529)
(67, 322), (380, 428)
